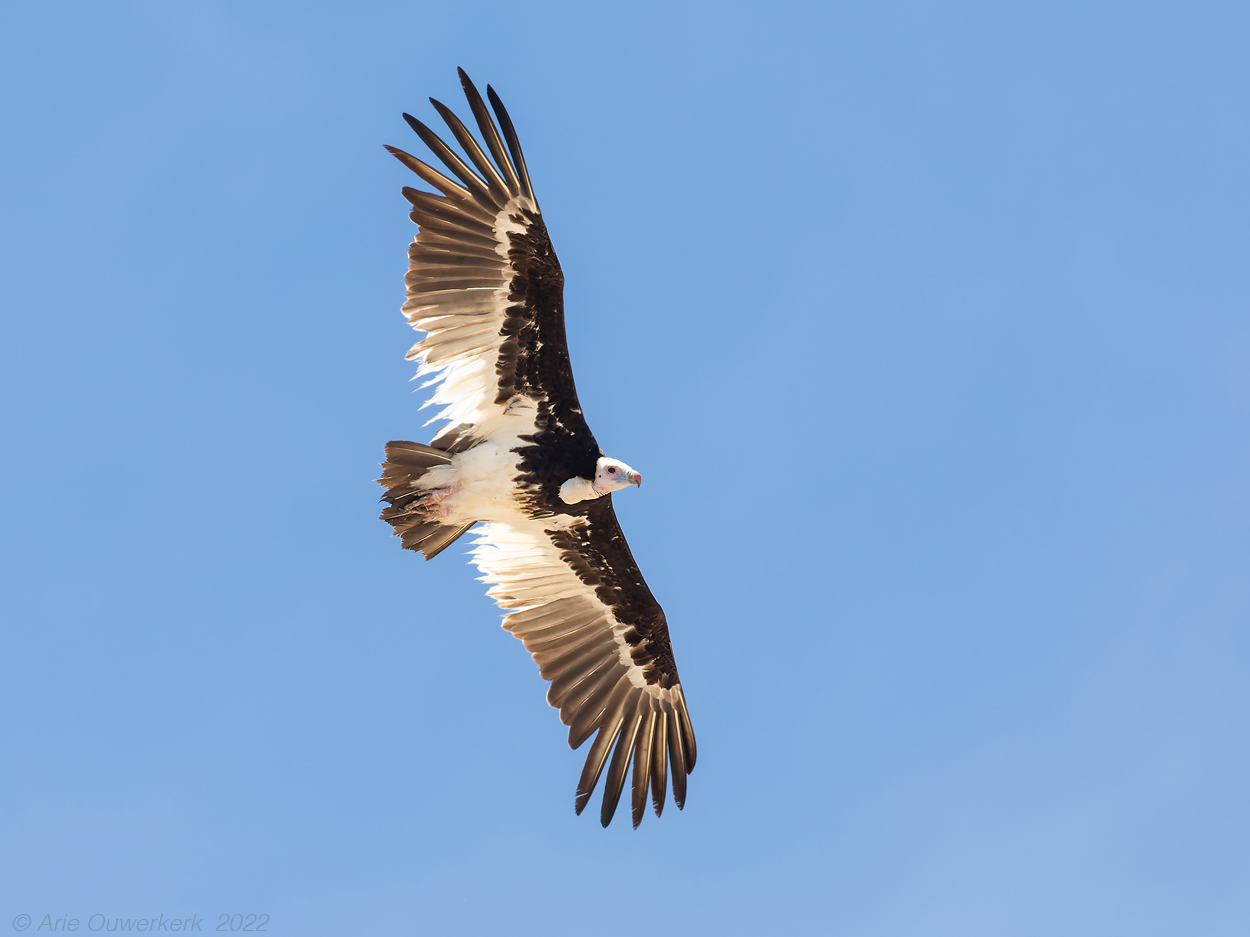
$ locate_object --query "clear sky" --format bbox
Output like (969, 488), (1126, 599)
(2, 1), (1248, 934)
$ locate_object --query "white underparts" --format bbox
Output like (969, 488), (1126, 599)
(559, 476), (599, 504)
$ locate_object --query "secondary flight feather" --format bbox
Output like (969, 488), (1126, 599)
(377, 69), (695, 828)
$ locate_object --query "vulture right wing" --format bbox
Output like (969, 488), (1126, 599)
(472, 496), (696, 828)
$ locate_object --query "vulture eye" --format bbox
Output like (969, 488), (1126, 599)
(606, 466), (618, 474)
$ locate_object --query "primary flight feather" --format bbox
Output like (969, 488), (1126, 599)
(377, 69), (695, 828)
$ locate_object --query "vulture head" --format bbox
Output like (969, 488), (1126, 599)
(592, 457), (642, 496)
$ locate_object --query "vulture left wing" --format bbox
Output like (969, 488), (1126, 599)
(387, 68), (595, 467)
(473, 496), (696, 828)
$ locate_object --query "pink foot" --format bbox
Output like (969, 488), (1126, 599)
(405, 483), (463, 517)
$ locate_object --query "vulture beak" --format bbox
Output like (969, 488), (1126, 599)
(630, 472), (642, 487)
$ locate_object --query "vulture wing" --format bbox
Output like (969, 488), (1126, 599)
(473, 499), (695, 827)
(388, 69), (597, 477)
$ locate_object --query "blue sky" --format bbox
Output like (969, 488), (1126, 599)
(2, 0), (1249, 934)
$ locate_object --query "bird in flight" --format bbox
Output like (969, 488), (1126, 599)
(377, 69), (696, 827)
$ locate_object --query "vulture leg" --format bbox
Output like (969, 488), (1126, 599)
(405, 483), (463, 517)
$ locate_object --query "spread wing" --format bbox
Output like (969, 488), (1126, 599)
(472, 497), (696, 828)
(388, 68), (598, 477)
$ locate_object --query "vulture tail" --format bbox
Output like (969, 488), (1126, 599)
(378, 440), (475, 559)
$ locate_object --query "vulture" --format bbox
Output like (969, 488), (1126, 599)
(377, 69), (695, 828)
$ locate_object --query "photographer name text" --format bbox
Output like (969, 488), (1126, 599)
(11, 914), (269, 933)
